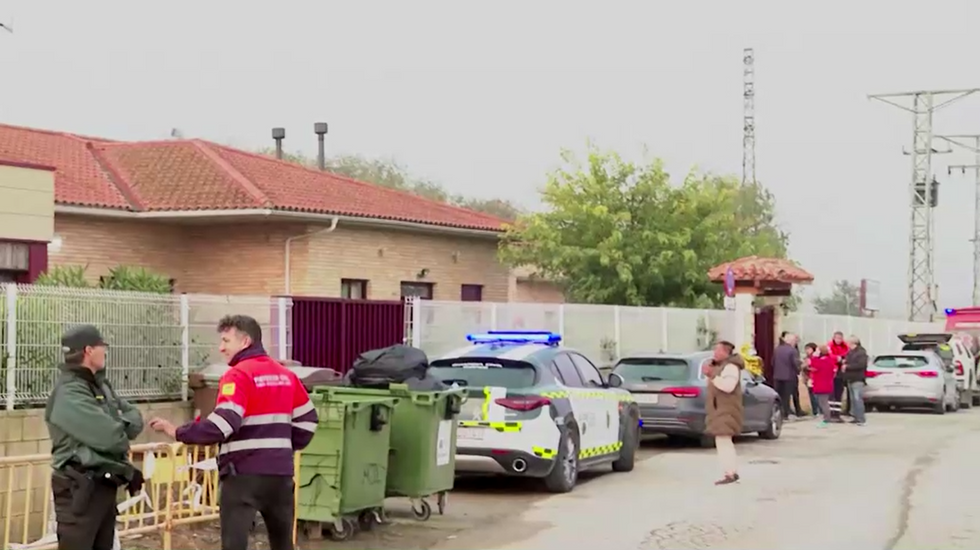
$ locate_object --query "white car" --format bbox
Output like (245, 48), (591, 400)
(899, 333), (976, 408)
(864, 351), (959, 414)
(429, 331), (640, 493)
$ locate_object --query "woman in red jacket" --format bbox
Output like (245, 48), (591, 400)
(809, 344), (838, 426)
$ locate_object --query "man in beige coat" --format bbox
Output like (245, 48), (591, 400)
(702, 340), (745, 485)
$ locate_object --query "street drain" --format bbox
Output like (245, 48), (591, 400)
(748, 459), (780, 465)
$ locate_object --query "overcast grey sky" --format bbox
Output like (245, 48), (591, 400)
(2, 1), (980, 318)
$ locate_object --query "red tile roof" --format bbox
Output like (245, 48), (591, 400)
(0, 123), (506, 232)
(707, 256), (814, 284)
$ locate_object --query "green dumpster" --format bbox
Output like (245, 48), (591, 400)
(319, 384), (464, 521)
(297, 392), (397, 541)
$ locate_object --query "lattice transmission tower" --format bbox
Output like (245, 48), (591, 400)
(869, 89), (980, 321)
(742, 48), (755, 186)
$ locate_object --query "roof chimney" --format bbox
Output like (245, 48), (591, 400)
(272, 127), (286, 160)
(314, 122), (328, 171)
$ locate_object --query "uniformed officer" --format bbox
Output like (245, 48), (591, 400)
(45, 324), (145, 550)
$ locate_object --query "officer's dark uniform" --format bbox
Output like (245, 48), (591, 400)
(44, 325), (144, 550)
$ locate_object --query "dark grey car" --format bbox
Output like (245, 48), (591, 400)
(611, 352), (783, 447)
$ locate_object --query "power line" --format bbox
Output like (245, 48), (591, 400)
(742, 48), (755, 186)
(941, 134), (980, 306)
(868, 88), (980, 322)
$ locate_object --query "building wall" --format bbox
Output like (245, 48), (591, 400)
(51, 214), (511, 301)
(0, 164), (55, 243)
(0, 401), (193, 543)
(514, 279), (565, 303)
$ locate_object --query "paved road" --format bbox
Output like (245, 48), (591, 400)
(418, 408), (980, 550)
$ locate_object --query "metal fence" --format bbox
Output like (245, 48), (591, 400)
(409, 299), (945, 363)
(1, 284), (292, 409)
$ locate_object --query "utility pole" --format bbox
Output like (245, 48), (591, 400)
(742, 48), (756, 186)
(942, 134), (980, 306)
(869, 88), (980, 321)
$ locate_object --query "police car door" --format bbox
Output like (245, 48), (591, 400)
(570, 353), (619, 452)
(551, 353), (595, 453)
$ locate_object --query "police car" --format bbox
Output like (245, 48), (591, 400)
(429, 331), (639, 493)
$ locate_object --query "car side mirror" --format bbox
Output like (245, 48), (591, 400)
(607, 372), (624, 388)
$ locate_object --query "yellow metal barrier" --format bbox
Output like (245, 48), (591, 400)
(0, 443), (291, 550)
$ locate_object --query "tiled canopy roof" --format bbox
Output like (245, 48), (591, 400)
(707, 256), (814, 284)
(0, 123), (506, 232)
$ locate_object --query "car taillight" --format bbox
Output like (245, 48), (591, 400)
(495, 396), (551, 411)
(955, 360), (964, 375)
(663, 386), (701, 398)
(914, 371), (939, 378)
(866, 370), (880, 378)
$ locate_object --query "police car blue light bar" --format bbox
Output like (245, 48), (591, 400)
(466, 331), (562, 346)
(946, 308), (956, 315)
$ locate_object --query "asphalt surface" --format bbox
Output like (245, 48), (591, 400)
(420, 408), (980, 550)
(144, 407), (980, 549)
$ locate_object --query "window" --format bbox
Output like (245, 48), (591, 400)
(341, 279), (369, 299)
(400, 282), (434, 300)
(460, 284), (483, 302)
(570, 353), (604, 387)
(552, 354), (585, 387)
(614, 357), (692, 383)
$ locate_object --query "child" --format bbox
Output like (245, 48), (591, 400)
(803, 343), (821, 417)
(808, 344), (838, 426)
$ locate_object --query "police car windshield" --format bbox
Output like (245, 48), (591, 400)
(613, 358), (692, 382)
(430, 359), (537, 388)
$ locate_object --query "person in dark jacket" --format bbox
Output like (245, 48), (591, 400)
(842, 335), (869, 425)
(45, 325), (144, 550)
(772, 332), (804, 419)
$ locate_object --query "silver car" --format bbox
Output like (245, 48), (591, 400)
(611, 352), (782, 447)
(864, 351), (960, 414)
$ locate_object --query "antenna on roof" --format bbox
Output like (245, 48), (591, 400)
(170, 128), (184, 139)
(0, 19), (12, 34)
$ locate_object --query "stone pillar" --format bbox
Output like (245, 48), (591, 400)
(733, 292), (754, 349)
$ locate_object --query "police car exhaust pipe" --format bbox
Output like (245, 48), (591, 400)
(512, 458), (528, 473)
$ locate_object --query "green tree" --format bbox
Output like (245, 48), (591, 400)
(257, 148), (522, 220)
(498, 145), (789, 308)
(813, 280), (862, 316)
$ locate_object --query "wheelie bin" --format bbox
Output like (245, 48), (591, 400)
(322, 384), (465, 521)
(296, 391), (397, 541)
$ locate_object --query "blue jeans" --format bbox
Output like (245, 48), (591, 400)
(849, 381), (866, 423)
(807, 387), (821, 414)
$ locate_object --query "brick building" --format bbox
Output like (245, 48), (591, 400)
(0, 123), (565, 302)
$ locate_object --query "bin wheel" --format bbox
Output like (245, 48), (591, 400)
(329, 518), (356, 541)
(437, 492), (448, 515)
(411, 499), (432, 521)
(358, 509), (382, 531)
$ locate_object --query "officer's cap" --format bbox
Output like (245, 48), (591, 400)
(61, 325), (108, 353)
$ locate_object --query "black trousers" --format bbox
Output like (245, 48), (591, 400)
(833, 377), (850, 415)
(775, 379), (798, 419)
(790, 380), (804, 416)
(221, 474), (295, 550)
(52, 471), (118, 550)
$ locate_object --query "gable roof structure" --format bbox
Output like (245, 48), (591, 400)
(0, 123), (506, 232)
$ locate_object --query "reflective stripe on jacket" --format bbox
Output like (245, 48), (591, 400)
(176, 346), (318, 476)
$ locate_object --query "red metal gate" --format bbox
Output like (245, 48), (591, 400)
(289, 297), (405, 373)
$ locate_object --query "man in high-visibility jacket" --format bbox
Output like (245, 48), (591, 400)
(149, 315), (318, 550)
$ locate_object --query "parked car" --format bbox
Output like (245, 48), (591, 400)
(610, 351), (782, 448)
(864, 351), (959, 414)
(898, 333), (977, 408)
(429, 331), (640, 493)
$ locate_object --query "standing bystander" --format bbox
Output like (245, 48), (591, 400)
(808, 344), (838, 426)
(827, 331), (850, 422)
(148, 315), (319, 550)
(773, 333), (804, 419)
(701, 340), (745, 485)
(802, 343), (821, 417)
(842, 335), (869, 426)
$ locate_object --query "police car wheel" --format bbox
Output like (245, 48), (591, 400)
(612, 412), (639, 473)
(543, 423), (579, 493)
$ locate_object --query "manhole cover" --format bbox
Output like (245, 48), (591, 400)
(748, 459), (779, 465)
